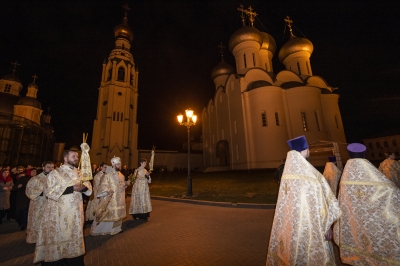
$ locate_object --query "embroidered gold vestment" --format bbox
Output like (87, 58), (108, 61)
(25, 172), (47, 244)
(334, 158), (400, 265)
(266, 151), (341, 266)
(129, 167), (152, 214)
(85, 171), (104, 221)
(378, 158), (400, 188)
(323, 162), (342, 196)
(95, 169), (126, 222)
(34, 165), (92, 263)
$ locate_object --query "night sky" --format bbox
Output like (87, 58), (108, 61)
(0, 1), (399, 151)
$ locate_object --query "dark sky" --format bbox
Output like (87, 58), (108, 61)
(0, 1), (399, 150)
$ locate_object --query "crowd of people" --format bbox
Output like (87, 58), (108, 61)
(0, 152), (152, 265)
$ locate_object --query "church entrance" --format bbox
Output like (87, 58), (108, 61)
(216, 140), (229, 167)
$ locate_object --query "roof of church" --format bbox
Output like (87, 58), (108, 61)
(2, 73), (21, 83)
(17, 96), (41, 109)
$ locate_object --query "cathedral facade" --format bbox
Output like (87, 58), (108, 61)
(90, 9), (139, 168)
(202, 12), (347, 170)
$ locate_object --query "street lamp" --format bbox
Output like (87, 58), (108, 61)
(177, 109), (197, 196)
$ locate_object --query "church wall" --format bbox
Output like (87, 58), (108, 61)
(207, 103), (218, 167)
(282, 51), (313, 78)
(138, 150), (203, 172)
(215, 88), (231, 167)
(284, 87), (330, 144)
(321, 94), (347, 143)
(259, 50), (273, 73)
(242, 86), (289, 168)
(226, 78), (248, 169)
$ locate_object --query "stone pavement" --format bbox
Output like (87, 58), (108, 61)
(0, 197), (347, 266)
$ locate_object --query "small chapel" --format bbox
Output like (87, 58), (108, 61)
(202, 7), (347, 170)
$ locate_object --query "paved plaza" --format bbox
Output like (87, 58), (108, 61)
(0, 198), (346, 266)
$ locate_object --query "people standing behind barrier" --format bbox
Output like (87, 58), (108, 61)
(15, 168), (31, 230)
(0, 169), (13, 224)
(129, 159), (152, 221)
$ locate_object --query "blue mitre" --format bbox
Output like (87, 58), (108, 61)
(328, 155), (336, 162)
(347, 143), (366, 158)
(287, 135), (308, 152)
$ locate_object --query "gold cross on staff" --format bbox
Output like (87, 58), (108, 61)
(283, 183), (290, 195)
(355, 188), (365, 199)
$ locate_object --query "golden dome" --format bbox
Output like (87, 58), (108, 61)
(260, 32), (276, 54)
(228, 26), (263, 52)
(278, 34), (313, 63)
(211, 59), (235, 80)
(114, 17), (133, 42)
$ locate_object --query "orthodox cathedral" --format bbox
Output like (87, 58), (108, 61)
(202, 8), (347, 169)
(0, 63), (54, 166)
(90, 5), (139, 167)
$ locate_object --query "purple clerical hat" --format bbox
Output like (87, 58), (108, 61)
(347, 143), (366, 158)
(328, 155), (336, 162)
(287, 135), (308, 152)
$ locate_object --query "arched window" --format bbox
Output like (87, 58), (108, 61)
(275, 112), (280, 126)
(261, 111), (267, 127)
(107, 67), (112, 81)
(243, 54), (247, 68)
(297, 62), (301, 75)
(117, 67), (125, 81)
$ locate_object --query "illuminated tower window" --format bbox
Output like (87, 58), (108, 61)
(107, 67), (112, 81)
(261, 111), (267, 127)
(275, 112), (280, 126)
(301, 112), (308, 131)
(4, 84), (11, 93)
(117, 67), (125, 81)
(297, 62), (301, 75)
(243, 53), (247, 68)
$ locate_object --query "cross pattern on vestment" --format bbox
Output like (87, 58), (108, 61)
(355, 188), (365, 199)
(283, 183), (290, 195)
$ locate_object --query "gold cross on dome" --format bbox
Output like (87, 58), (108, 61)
(355, 188), (365, 199)
(122, 3), (131, 17)
(32, 74), (38, 82)
(218, 42), (225, 57)
(246, 6), (257, 27)
(11, 60), (20, 72)
(283, 183), (290, 195)
(284, 16), (293, 33)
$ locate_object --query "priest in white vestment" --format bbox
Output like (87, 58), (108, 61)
(25, 161), (54, 244)
(334, 143), (400, 265)
(129, 158), (152, 220)
(322, 155), (342, 197)
(378, 151), (400, 188)
(34, 150), (92, 265)
(85, 163), (107, 221)
(91, 157), (128, 236)
(266, 135), (341, 266)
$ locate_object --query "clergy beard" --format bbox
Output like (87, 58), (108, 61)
(114, 166), (120, 171)
(68, 160), (78, 168)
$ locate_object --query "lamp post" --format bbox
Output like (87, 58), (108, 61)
(177, 109), (197, 196)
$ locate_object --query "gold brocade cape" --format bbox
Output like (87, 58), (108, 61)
(266, 151), (341, 266)
(34, 165), (92, 263)
(333, 159), (400, 265)
(25, 172), (47, 244)
(323, 162), (342, 197)
(378, 158), (400, 188)
(85, 171), (104, 221)
(95, 170), (126, 222)
(129, 167), (152, 214)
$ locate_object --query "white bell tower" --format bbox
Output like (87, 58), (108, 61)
(90, 4), (139, 167)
